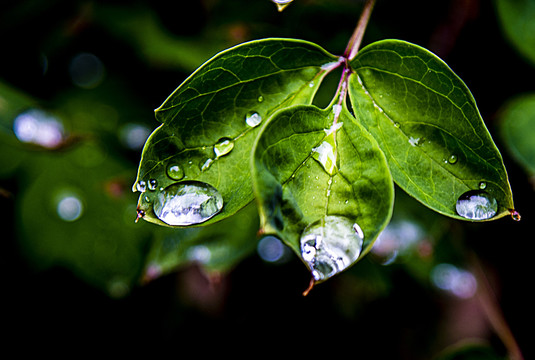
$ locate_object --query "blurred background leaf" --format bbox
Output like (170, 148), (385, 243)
(498, 93), (535, 180)
(1, 0), (533, 357)
(495, 0), (535, 67)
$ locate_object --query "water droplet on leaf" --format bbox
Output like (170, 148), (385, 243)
(245, 111), (262, 127)
(148, 179), (158, 191)
(455, 191), (498, 220)
(409, 136), (422, 147)
(479, 181), (487, 190)
(257, 95), (264, 103)
(312, 140), (337, 175)
(167, 164), (184, 180)
(134, 180), (147, 193)
(201, 158), (214, 171)
(214, 137), (234, 158)
(153, 181), (224, 226)
(271, 0), (293, 11)
(448, 154), (458, 164)
(510, 209), (521, 221)
(300, 215), (364, 281)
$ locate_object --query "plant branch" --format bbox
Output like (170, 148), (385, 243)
(344, 0), (376, 60)
(471, 254), (524, 360)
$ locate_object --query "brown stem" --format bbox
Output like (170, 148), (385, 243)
(344, 0), (376, 60)
(471, 255), (524, 360)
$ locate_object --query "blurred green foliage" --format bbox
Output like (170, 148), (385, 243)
(1, 0), (533, 358)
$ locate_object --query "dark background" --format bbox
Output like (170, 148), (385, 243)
(2, 0), (533, 357)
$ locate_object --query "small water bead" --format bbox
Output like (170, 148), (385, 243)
(134, 180), (147, 193)
(271, 0), (294, 11)
(510, 209), (521, 221)
(448, 154), (458, 164)
(257, 95), (264, 103)
(167, 164), (184, 180)
(312, 141), (337, 175)
(201, 158), (214, 171)
(409, 137), (422, 147)
(245, 111), (262, 127)
(148, 179), (158, 191)
(455, 190), (498, 220)
(153, 181), (224, 226)
(300, 215), (364, 281)
(214, 138), (234, 158)
(479, 181), (487, 190)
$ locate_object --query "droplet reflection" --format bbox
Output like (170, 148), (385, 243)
(455, 190), (497, 220)
(300, 215), (364, 281)
(271, 0), (294, 12)
(245, 111), (262, 127)
(153, 181), (224, 226)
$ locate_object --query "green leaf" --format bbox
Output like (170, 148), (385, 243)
(252, 102), (394, 282)
(348, 40), (515, 221)
(499, 93), (535, 176)
(495, 0), (535, 66)
(134, 38), (339, 227)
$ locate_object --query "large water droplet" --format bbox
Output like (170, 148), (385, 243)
(153, 181), (224, 226)
(455, 191), (498, 220)
(245, 111), (262, 127)
(214, 137), (234, 158)
(300, 215), (364, 281)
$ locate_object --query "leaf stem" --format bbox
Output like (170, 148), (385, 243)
(344, 0), (376, 60)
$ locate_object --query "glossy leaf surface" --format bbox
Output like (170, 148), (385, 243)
(348, 40), (514, 220)
(134, 38), (339, 227)
(253, 103), (393, 281)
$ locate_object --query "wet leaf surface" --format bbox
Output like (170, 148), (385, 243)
(348, 40), (515, 220)
(134, 38), (339, 227)
(253, 103), (393, 281)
